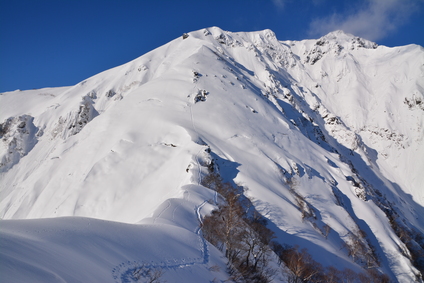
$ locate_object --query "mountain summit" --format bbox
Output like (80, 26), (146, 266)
(1, 27), (423, 282)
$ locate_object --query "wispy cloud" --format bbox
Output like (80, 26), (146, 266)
(272, 0), (286, 10)
(308, 0), (420, 41)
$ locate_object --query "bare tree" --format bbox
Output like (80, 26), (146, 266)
(242, 218), (276, 269)
(202, 192), (245, 262)
(324, 266), (341, 283)
(340, 268), (359, 283)
(279, 245), (324, 283)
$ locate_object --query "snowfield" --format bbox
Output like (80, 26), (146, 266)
(1, 27), (423, 282)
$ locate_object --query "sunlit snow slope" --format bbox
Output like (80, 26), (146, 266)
(1, 27), (423, 282)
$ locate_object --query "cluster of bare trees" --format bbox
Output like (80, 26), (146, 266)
(272, 243), (390, 283)
(286, 177), (316, 222)
(202, 173), (276, 282)
(273, 244), (323, 283)
(386, 209), (424, 280)
(341, 229), (379, 269)
(201, 172), (392, 282)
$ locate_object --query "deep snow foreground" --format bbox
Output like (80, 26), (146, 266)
(0, 186), (228, 283)
(1, 27), (424, 282)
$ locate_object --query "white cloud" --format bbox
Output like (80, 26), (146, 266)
(308, 0), (420, 41)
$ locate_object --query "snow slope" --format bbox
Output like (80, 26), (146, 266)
(1, 27), (423, 282)
(0, 185), (229, 283)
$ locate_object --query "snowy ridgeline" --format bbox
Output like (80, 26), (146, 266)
(0, 27), (423, 282)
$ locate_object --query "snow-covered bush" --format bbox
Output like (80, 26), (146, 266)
(194, 89), (208, 103)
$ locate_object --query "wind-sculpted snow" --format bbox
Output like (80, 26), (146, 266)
(1, 27), (423, 282)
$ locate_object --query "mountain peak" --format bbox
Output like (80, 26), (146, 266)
(1, 27), (423, 282)
(318, 30), (378, 49)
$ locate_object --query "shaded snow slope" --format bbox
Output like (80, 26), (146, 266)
(0, 185), (230, 282)
(1, 27), (423, 282)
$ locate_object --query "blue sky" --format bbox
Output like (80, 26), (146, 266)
(1, 0), (423, 92)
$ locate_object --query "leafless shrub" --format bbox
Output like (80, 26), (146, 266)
(208, 265), (221, 272)
(323, 224), (331, 239)
(132, 264), (165, 283)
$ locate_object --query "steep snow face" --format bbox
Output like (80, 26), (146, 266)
(284, 31), (424, 207)
(0, 27), (423, 282)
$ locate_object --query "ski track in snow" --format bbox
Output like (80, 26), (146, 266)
(153, 201), (171, 224)
(114, 146), (211, 281)
(171, 203), (180, 221)
(195, 148), (203, 185)
(113, 199), (210, 282)
(189, 79), (205, 187)
(195, 200), (210, 264)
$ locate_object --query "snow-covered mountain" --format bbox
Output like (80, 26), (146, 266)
(1, 27), (423, 282)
